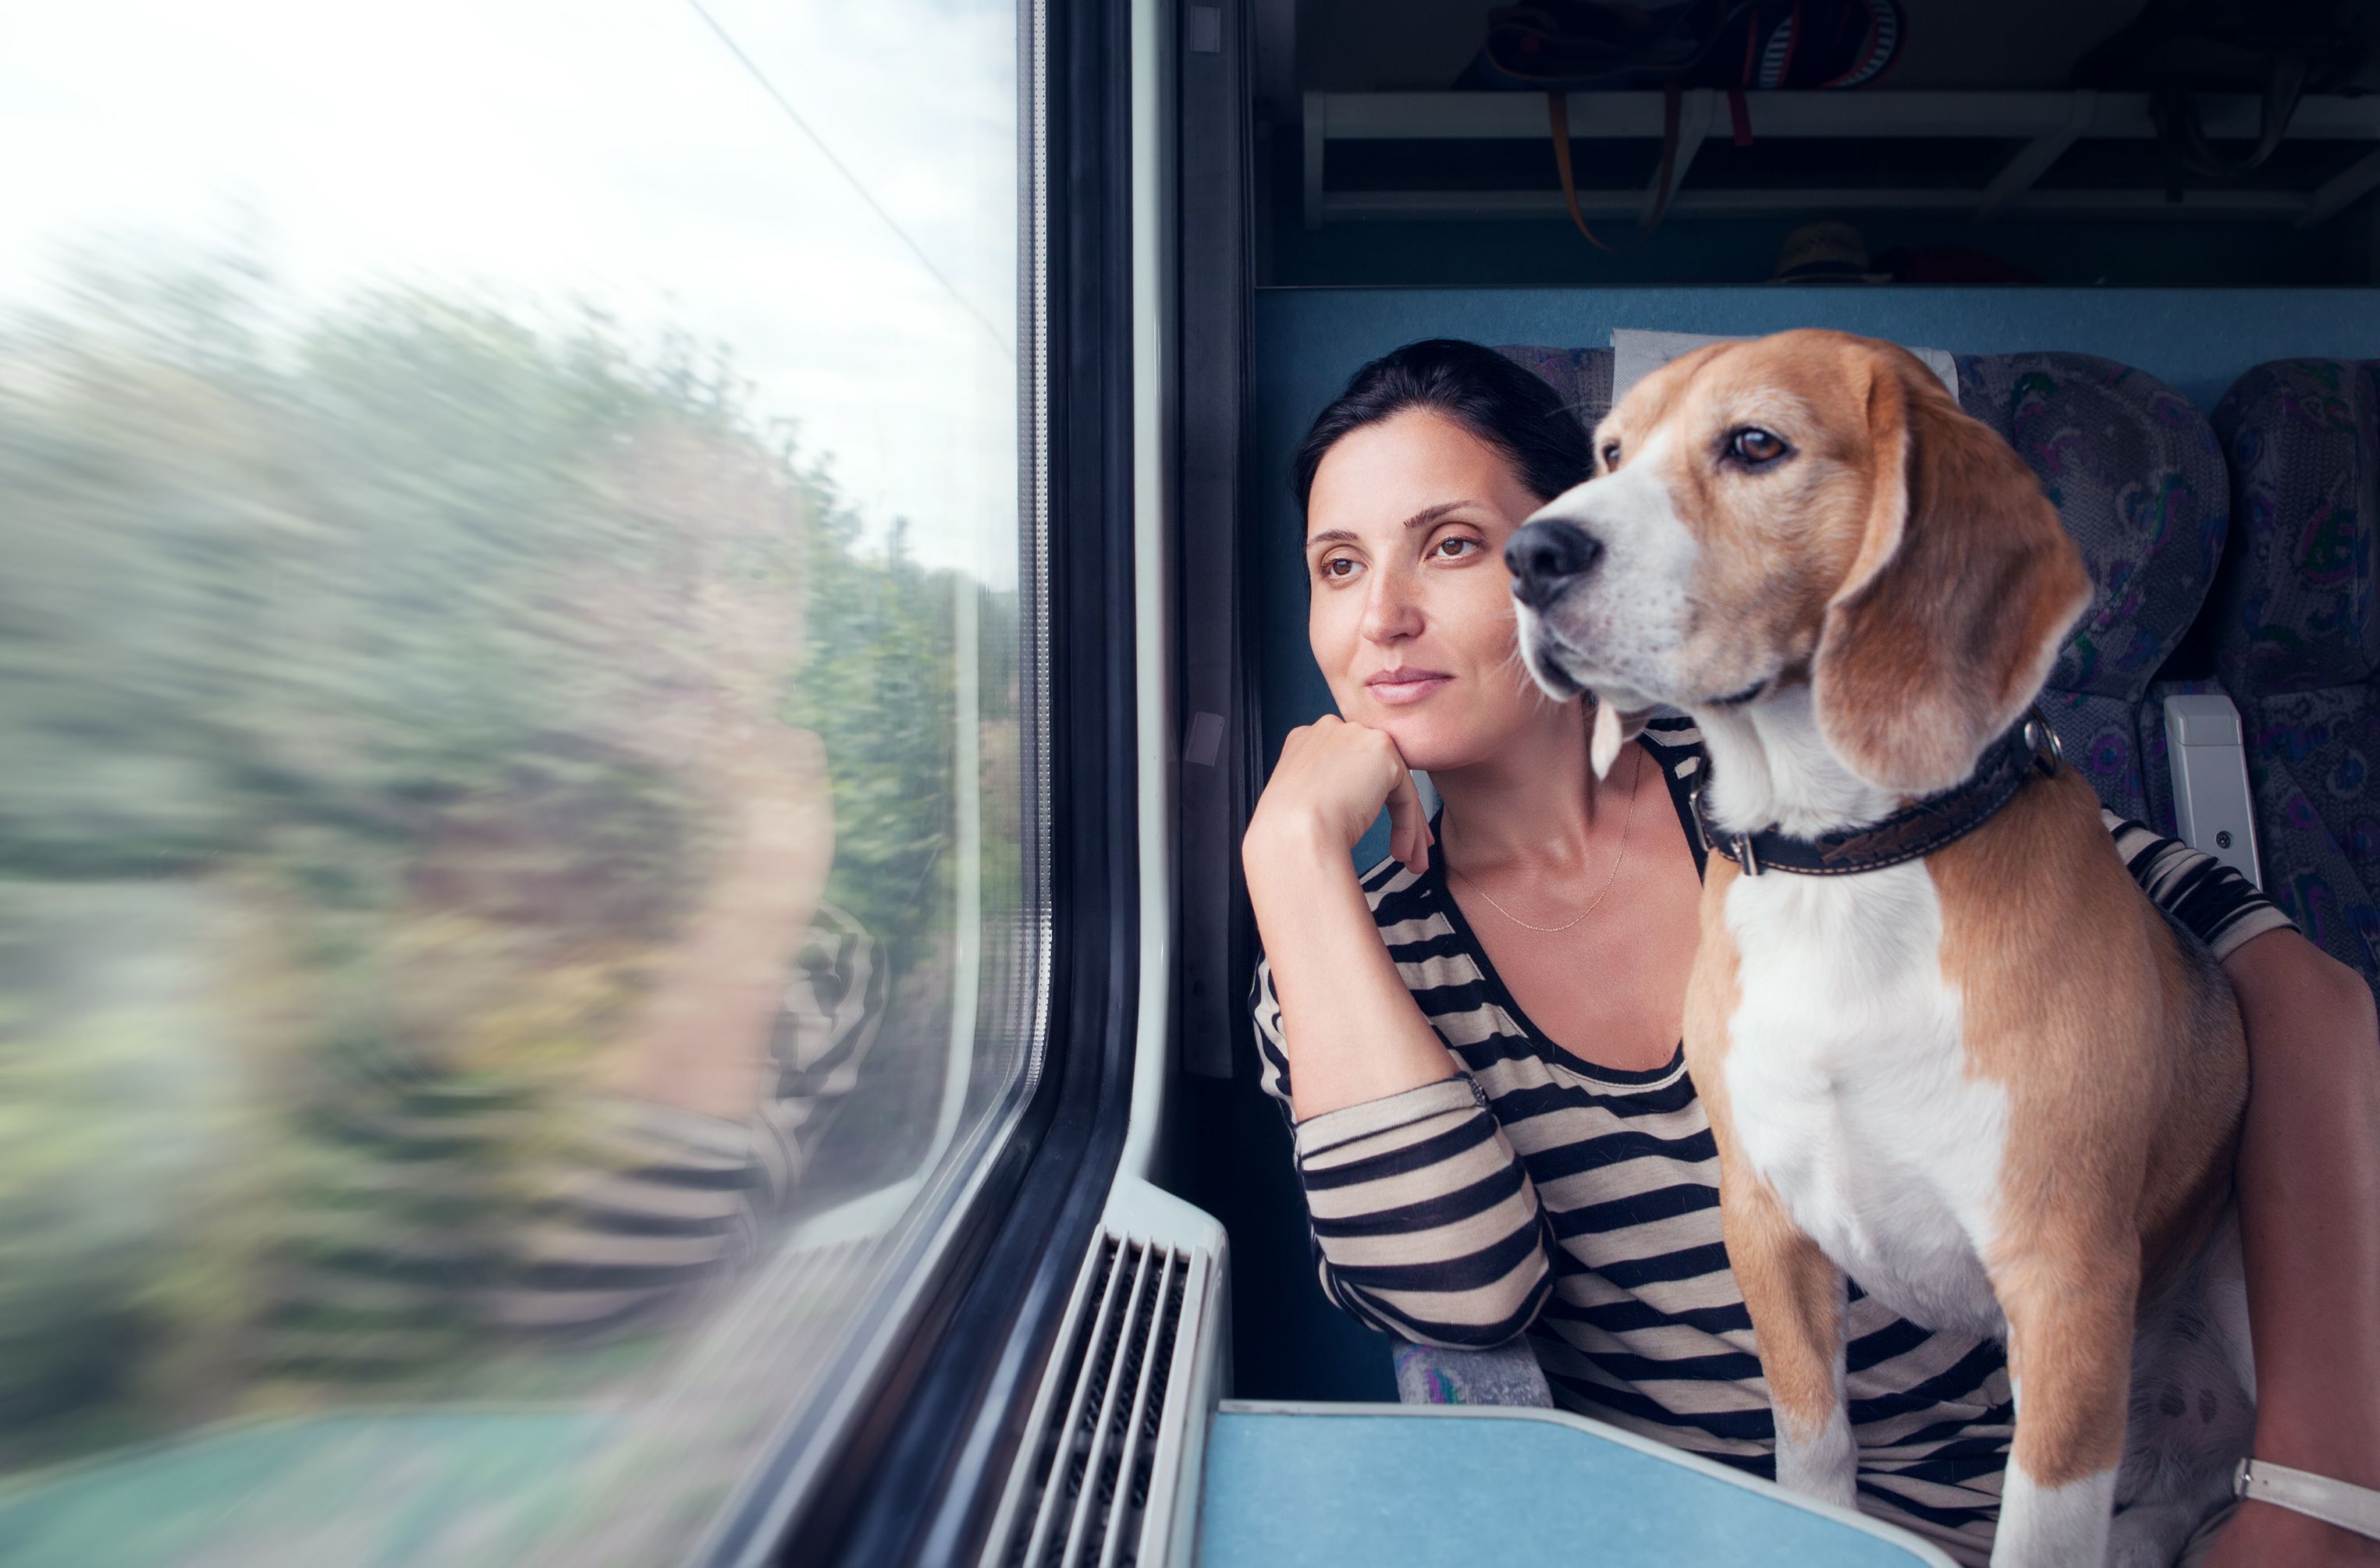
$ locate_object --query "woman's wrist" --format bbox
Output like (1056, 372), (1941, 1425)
(1243, 801), (1353, 888)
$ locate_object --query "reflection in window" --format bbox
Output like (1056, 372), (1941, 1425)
(0, 2), (1036, 1563)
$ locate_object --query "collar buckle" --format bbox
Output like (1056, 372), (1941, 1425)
(2021, 707), (2064, 779)
(1690, 783), (1763, 875)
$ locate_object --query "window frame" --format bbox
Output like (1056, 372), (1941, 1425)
(1173, 0), (1259, 1082)
(755, 0), (1146, 1561)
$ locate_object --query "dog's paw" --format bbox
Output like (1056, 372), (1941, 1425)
(2105, 1502), (2195, 1568)
(1774, 1415), (1859, 1511)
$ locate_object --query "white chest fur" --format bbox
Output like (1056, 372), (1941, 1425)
(1718, 861), (2012, 1339)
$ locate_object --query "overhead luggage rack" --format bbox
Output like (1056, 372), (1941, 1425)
(1301, 90), (2380, 231)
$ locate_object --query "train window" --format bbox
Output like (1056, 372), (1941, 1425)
(0, 2), (1042, 1563)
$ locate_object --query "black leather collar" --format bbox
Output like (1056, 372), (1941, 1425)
(1689, 710), (2064, 878)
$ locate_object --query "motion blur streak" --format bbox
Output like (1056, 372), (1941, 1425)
(0, 4), (1040, 1565)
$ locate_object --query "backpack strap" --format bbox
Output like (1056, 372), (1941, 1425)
(1548, 85), (1683, 251)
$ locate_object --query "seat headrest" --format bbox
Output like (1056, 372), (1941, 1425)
(1494, 346), (1614, 433)
(1956, 353), (2228, 704)
(2208, 359), (2380, 694)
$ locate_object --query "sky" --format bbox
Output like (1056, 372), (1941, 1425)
(0, 0), (1021, 583)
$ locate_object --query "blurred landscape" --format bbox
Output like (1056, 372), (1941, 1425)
(0, 247), (1026, 1552)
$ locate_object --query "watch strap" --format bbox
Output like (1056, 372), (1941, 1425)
(2234, 1456), (2380, 1541)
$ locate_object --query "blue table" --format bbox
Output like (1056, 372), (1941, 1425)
(1195, 1402), (1954, 1567)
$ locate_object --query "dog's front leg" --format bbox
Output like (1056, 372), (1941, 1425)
(1716, 1158), (1857, 1508)
(1988, 1243), (2138, 1568)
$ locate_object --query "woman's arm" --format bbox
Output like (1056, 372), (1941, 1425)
(2204, 931), (2380, 1567)
(1243, 715), (1459, 1119)
(1245, 717), (1551, 1346)
(2097, 814), (2380, 1559)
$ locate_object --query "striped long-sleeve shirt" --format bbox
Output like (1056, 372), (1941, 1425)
(1251, 715), (2289, 1566)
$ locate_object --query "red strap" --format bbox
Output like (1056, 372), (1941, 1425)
(1548, 87), (1683, 254)
(1728, 87), (1752, 147)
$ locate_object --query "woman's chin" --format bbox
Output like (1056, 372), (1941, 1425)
(1362, 711), (1487, 775)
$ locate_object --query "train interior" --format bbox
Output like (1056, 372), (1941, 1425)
(2, 2), (2377, 1566)
(1149, 1), (2380, 1559)
(1168, 0), (2380, 1416)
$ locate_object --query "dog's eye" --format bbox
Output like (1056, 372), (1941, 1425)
(1600, 441), (1622, 470)
(1728, 427), (1788, 466)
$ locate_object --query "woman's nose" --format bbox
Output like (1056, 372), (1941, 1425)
(1359, 576), (1423, 643)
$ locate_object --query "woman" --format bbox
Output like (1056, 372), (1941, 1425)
(1244, 339), (2380, 1566)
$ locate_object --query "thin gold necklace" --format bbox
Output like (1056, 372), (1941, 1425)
(1450, 746), (1645, 935)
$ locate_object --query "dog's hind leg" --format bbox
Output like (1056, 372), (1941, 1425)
(1990, 1242), (2140, 1568)
(2110, 1215), (2255, 1566)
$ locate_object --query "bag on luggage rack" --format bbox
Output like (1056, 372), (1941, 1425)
(2073, 0), (2377, 182)
(1459, 0), (1903, 94)
(1455, 0), (1905, 249)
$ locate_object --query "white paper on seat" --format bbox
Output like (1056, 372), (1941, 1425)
(1611, 328), (1960, 408)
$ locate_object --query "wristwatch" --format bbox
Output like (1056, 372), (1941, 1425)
(2233, 1456), (2380, 1541)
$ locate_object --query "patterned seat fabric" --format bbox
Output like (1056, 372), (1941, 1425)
(2208, 361), (2380, 984)
(1497, 346), (2229, 828)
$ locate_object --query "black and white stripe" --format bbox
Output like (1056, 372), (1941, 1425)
(1252, 715), (2289, 1566)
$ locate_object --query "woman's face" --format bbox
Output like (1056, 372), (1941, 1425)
(1305, 406), (1568, 771)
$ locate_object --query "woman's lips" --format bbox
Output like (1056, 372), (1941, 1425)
(1366, 669), (1453, 706)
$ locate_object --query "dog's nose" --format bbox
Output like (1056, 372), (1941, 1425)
(1505, 520), (1603, 609)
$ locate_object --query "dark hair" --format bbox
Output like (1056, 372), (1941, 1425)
(1291, 339), (1591, 513)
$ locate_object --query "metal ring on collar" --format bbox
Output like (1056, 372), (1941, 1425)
(2021, 707), (2064, 779)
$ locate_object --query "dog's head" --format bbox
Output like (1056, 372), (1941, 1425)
(1509, 329), (2090, 796)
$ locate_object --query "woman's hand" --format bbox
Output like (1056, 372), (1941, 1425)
(1245, 714), (1432, 877)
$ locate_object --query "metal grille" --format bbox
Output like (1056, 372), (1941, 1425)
(998, 1234), (1195, 1568)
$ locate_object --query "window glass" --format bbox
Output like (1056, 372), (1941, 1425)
(0, 3), (1038, 1563)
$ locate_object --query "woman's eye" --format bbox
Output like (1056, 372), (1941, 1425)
(1730, 427), (1788, 465)
(1320, 555), (1359, 580)
(1432, 536), (1479, 560)
(1600, 442), (1622, 470)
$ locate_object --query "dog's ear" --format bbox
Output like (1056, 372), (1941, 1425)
(1812, 354), (2092, 797)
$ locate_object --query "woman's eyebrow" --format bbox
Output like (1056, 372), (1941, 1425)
(1401, 499), (1479, 529)
(1305, 500), (1483, 551)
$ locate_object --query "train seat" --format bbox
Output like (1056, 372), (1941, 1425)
(2208, 360), (2380, 988)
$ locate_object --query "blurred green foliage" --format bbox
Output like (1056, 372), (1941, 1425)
(0, 254), (1009, 1473)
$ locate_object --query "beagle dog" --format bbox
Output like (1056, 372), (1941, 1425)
(1507, 330), (2253, 1568)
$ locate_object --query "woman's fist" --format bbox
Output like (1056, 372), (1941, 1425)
(1245, 715), (1432, 875)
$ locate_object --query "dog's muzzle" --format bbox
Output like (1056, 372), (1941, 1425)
(1505, 519), (1602, 611)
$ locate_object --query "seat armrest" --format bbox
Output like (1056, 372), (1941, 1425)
(2162, 692), (2264, 889)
